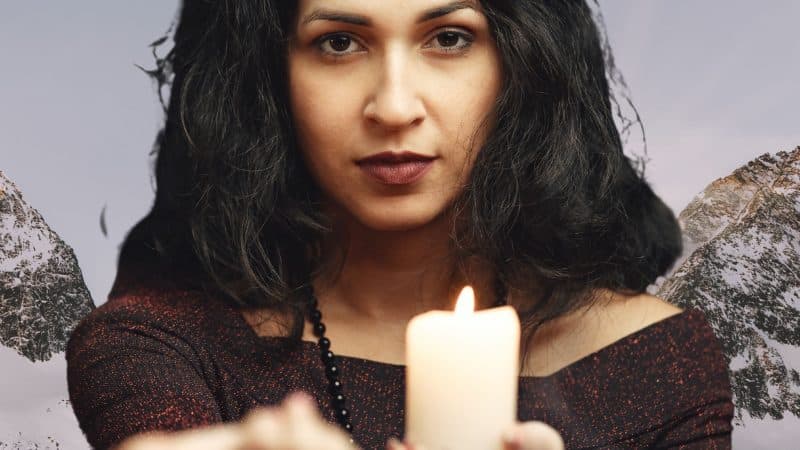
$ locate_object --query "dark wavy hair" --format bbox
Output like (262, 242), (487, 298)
(117, 0), (682, 363)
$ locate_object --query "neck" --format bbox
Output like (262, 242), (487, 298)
(314, 212), (498, 326)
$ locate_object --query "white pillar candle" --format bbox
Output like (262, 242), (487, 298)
(405, 286), (521, 450)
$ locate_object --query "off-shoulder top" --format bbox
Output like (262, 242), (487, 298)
(67, 283), (734, 449)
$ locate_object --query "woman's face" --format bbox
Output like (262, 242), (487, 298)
(288, 0), (502, 232)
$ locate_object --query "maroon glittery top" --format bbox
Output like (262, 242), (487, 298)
(67, 283), (734, 450)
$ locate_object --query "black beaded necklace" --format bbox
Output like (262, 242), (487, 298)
(305, 281), (509, 444)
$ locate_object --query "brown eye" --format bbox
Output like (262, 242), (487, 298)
(328, 35), (352, 52)
(426, 29), (475, 54)
(436, 32), (461, 48)
(314, 33), (365, 58)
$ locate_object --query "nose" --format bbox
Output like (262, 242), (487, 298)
(363, 50), (426, 130)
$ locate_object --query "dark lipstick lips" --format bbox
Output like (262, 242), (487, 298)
(356, 151), (437, 164)
(356, 151), (437, 185)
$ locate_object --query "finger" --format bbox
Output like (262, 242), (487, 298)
(244, 401), (339, 450)
(283, 392), (332, 446)
(242, 407), (287, 448)
(505, 421), (564, 450)
(294, 422), (356, 450)
(117, 425), (245, 450)
(284, 391), (321, 421)
(279, 390), (322, 440)
(385, 438), (425, 450)
(285, 401), (357, 450)
(386, 437), (405, 450)
(285, 390), (317, 408)
(502, 427), (521, 450)
(283, 394), (359, 450)
(243, 396), (357, 450)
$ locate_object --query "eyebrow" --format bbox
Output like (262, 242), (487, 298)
(300, 1), (478, 27)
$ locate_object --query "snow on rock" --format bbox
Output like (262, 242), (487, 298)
(0, 171), (94, 362)
(655, 146), (800, 424)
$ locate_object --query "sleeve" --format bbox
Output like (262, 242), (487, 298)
(66, 302), (224, 450)
(650, 312), (735, 449)
(651, 395), (734, 449)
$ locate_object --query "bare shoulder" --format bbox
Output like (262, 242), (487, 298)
(620, 291), (684, 317)
(596, 290), (685, 336)
(523, 291), (684, 376)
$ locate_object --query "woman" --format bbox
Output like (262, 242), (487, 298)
(67, 0), (734, 449)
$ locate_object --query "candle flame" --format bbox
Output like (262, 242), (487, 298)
(454, 286), (475, 315)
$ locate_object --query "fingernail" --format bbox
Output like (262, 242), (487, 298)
(502, 428), (521, 448)
(386, 437), (402, 450)
(287, 391), (314, 406)
(249, 407), (276, 425)
(403, 440), (426, 450)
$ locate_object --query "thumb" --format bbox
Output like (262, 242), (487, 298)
(503, 421), (564, 450)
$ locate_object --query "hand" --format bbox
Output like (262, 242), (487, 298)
(385, 420), (564, 450)
(500, 421), (564, 450)
(116, 391), (359, 450)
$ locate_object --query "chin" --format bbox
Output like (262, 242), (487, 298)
(350, 202), (449, 233)
(357, 213), (439, 232)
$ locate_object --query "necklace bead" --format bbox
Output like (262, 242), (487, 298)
(319, 337), (331, 350)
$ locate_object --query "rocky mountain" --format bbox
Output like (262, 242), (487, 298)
(655, 147), (800, 424)
(0, 171), (94, 362)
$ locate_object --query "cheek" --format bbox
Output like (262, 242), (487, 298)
(434, 48), (501, 136)
(289, 69), (358, 173)
(437, 71), (501, 167)
(290, 80), (330, 146)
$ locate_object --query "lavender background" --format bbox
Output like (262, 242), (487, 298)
(1, 1), (798, 448)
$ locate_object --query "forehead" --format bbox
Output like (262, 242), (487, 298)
(295, 0), (483, 27)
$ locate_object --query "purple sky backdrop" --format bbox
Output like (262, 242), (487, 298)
(1, 1), (797, 448)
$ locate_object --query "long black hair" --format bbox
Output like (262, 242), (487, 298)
(117, 0), (682, 363)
